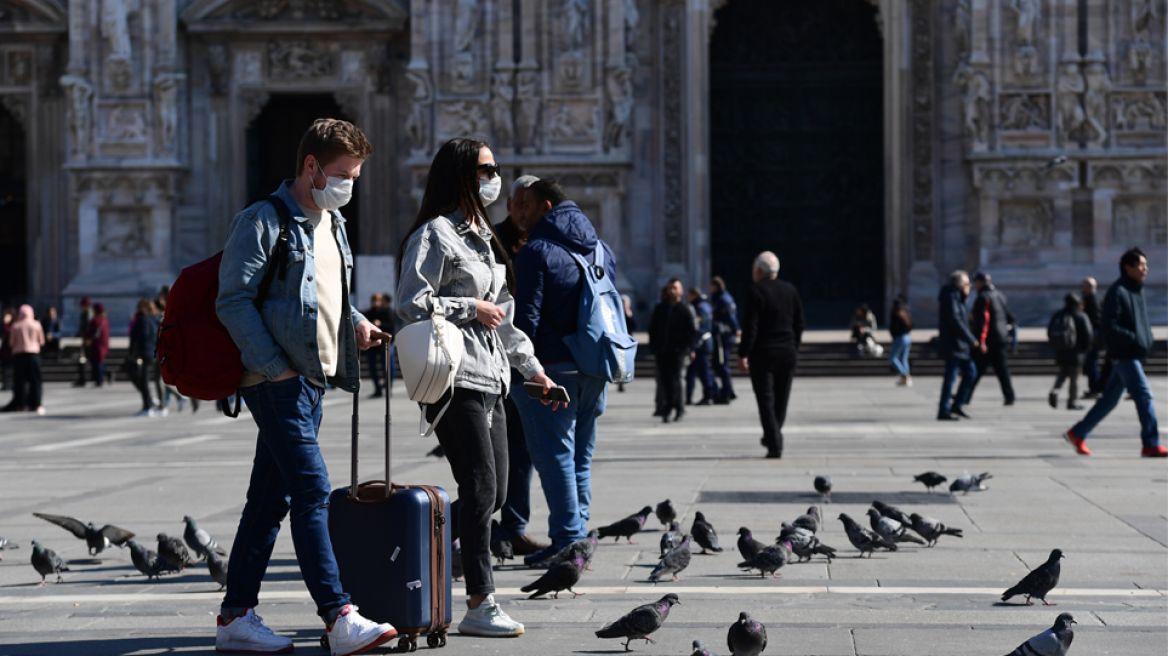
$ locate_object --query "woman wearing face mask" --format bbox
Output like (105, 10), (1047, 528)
(397, 138), (556, 637)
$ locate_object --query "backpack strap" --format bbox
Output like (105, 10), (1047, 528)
(253, 195), (293, 310)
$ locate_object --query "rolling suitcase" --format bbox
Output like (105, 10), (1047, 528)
(326, 342), (452, 652)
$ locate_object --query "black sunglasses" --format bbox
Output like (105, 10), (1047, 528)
(476, 163), (501, 178)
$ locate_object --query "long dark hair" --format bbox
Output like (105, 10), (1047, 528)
(891, 295), (912, 328)
(397, 138), (515, 292)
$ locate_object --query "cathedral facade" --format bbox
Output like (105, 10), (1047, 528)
(0, 0), (1164, 330)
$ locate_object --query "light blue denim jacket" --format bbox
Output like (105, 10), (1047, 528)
(217, 181), (368, 392)
(396, 210), (543, 394)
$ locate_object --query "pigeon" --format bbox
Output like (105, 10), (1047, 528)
(1005, 612), (1075, 656)
(30, 540), (69, 585)
(736, 527), (766, 561)
(814, 475), (832, 502)
(1002, 549), (1064, 606)
(127, 539), (180, 581)
(871, 501), (913, 527)
(909, 513), (963, 547)
(33, 513), (135, 556)
(839, 513), (897, 557)
(779, 522), (837, 562)
(489, 519), (514, 567)
(520, 544), (586, 599)
(451, 539), (464, 580)
(660, 521), (683, 557)
(649, 535), (692, 583)
(597, 506), (652, 544)
(737, 542), (789, 578)
(595, 593), (680, 651)
(792, 506), (821, 534)
(182, 516), (227, 561)
(867, 507), (926, 545)
(950, 472), (992, 495)
(913, 471), (948, 493)
(655, 499), (677, 526)
(690, 638), (717, 656)
(206, 551), (229, 590)
(547, 530), (601, 571)
(0, 536), (17, 561)
(726, 611), (768, 656)
(690, 511), (723, 553)
(157, 533), (195, 571)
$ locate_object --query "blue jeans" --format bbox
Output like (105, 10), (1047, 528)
(686, 351), (718, 402)
(499, 394), (534, 539)
(939, 356), (976, 416)
(1072, 359), (1161, 449)
(510, 363), (607, 547)
(223, 377), (348, 623)
(889, 334), (911, 376)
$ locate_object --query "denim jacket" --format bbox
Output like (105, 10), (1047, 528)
(396, 210), (543, 394)
(217, 181), (368, 392)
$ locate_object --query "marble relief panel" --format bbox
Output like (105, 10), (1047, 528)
(998, 199), (1054, 248)
(97, 207), (152, 258)
(544, 99), (600, 153)
(1113, 197), (1167, 246)
(4, 50), (32, 86)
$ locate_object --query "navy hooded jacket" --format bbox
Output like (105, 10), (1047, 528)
(937, 283), (977, 359)
(512, 201), (617, 366)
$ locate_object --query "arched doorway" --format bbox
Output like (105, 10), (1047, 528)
(0, 103), (27, 307)
(709, 0), (885, 327)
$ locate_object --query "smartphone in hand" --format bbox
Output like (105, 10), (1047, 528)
(524, 381), (571, 404)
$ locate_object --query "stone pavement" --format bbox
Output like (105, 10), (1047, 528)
(0, 376), (1165, 655)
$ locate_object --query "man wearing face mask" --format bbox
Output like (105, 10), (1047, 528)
(216, 119), (396, 656)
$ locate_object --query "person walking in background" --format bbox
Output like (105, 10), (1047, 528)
(937, 270), (977, 421)
(738, 251), (804, 459)
(0, 308), (13, 391)
(709, 276), (739, 404)
(2, 305), (45, 414)
(72, 297), (95, 386)
(129, 298), (162, 417)
(1066, 248), (1165, 457)
(152, 286), (194, 412)
(850, 303), (882, 357)
(618, 294), (638, 393)
(967, 271), (1016, 405)
(1047, 293), (1093, 411)
(649, 278), (697, 423)
(41, 307), (61, 361)
(1080, 277), (1104, 398)
(85, 303), (110, 387)
(888, 295), (913, 387)
(362, 293), (391, 398)
(685, 287), (718, 406)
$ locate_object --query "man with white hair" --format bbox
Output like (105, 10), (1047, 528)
(937, 269), (978, 420)
(738, 251), (804, 459)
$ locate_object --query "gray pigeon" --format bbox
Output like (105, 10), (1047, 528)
(649, 535), (692, 583)
(867, 507), (926, 545)
(691, 512), (723, 553)
(157, 533), (195, 571)
(690, 638), (716, 656)
(33, 513), (135, 556)
(206, 551), (228, 590)
(595, 593), (680, 651)
(950, 472), (992, 495)
(909, 513), (963, 547)
(839, 513), (897, 557)
(128, 539), (180, 580)
(814, 475), (832, 502)
(870, 500), (912, 527)
(182, 516), (227, 561)
(779, 523), (837, 562)
(792, 506), (821, 534)
(726, 611), (768, 656)
(913, 471), (948, 493)
(1005, 612), (1075, 656)
(598, 506), (653, 544)
(660, 521), (683, 557)
(736, 527), (765, 561)
(489, 519), (513, 568)
(521, 544), (586, 599)
(0, 536), (17, 561)
(655, 499), (677, 526)
(1002, 549), (1063, 606)
(547, 529), (600, 571)
(30, 540), (69, 585)
(737, 542), (789, 578)
(451, 539), (464, 580)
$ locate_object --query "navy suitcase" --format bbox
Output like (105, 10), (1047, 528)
(327, 342), (452, 652)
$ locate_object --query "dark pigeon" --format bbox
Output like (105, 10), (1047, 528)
(1002, 549), (1064, 606)
(597, 506), (652, 544)
(489, 519), (514, 568)
(691, 512), (723, 553)
(779, 523), (836, 562)
(182, 516), (227, 561)
(595, 593), (680, 651)
(33, 513), (135, 556)
(547, 529), (601, 571)
(30, 540), (69, 585)
(737, 542), (789, 578)
(521, 545), (586, 599)
(871, 501), (912, 527)
(814, 475), (832, 502)
(736, 527), (766, 561)
(650, 535), (692, 583)
(867, 507), (926, 546)
(451, 539), (464, 580)
(157, 533), (195, 571)
(128, 539), (180, 581)
(839, 513), (897, 557)
(660, 521), (683, 557)
(655, 499), (677, 526)
(206, 551), (228, 590)
(726, 611), (768, 656)
(690, 638), (716, 656)
(913, 471), (948, 493)
(909, 513), (964, 547)
(1005, 612), (1075, 656)
(792, 506), (821, 534)
(950, 472), (992, 495)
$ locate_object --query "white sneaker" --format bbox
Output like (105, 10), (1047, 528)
(458, 594), (524, 637)
(134, 409), (152, 418)
(215, 608), (293, 654)
(327, 605), (396, 656)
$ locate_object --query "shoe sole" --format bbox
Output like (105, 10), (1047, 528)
(332, 628), (398, 656)
(216, 644), (294, 654)
(457, 626), (524, 637)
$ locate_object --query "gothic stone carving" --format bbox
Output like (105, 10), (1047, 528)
(998, 200), (1054, 248)
(1112, 91), (1168, 131)
(267, 41), (333, 79)
(235, 50), (263, 85)
(954, 0), (970, 62)
(604, 64), (633, 151)
(227, 0), (371, 21)
(239, 90), (271, 127)
(547, 101), (598, 140)
(1000, 93), (1051, 130)
(1082, 61), (1112, 144)
(515, 69), (541, 152)
(559, 0), (590, 88)
(489, 70), (515, 149)
(6, 51), (31, 86)
(98, 208), (152, 257)
(1114, 197), (1167, 245)
(954, 62), (991, 149)
(102, 0), (133, 92)
(661, 0), (684, 262)
(102, 105), (148, 142)
(452, 0), (480, 89)
(0, 95), (27, 127)
(1129, 0), (1157, 85)
(405, 69), (433, 155)
(911, 0), (934, 261)
(207, 45), (230, 95)
(624, 0), (641, 62)
(341, 50), (365, 83)
(60, 75), (94, 157)
(36, 44), (58, 95)
(1005, 0), (1041, 79)
(972, 160), (1078, 193)
(1056, 61), (1087, 143)
(1091, 160), (1166, 192)
(437, 101), (489, 143)
(155, 73), (185, 154)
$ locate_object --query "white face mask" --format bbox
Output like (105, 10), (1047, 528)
(310, 161), (353, 211)
(479, 176), (501, 207)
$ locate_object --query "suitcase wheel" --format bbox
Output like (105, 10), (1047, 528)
(319, 635), (329, 651)
(396, 636), (418, 652)
(426, 632), (447, 649)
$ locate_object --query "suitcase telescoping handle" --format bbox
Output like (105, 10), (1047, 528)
(350, 335), (393, 500)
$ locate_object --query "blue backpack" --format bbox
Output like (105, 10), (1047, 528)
(544, 241), (638, 383)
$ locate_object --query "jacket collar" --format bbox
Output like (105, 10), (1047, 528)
(276, 180), (346, 225)
(1119, 273), (1145, 291)
(445, 208), (490, 238)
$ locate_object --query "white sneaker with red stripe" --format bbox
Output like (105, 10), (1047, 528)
(215, 608), (293, 654)
(326, 605), (397, 656)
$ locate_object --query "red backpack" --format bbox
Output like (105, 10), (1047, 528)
(157, 196), (292, 409)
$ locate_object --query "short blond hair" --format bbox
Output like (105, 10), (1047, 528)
(295, 118), (372, 175)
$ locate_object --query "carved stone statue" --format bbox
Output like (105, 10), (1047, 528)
(454, 0), (481, 54)
(624, 0), (641, 54)
(155, 73), (185, 154)
(1129, 0), (1157, 85)
(268, 41), (333, 79)
(548, 103), (596, 139)
(1006, 0), (1040, 46)
(405, 69), (434, 155)
(953, 63), (991, 147)
(106, 106), (147, 141)
(1113, 92), (1168, 130)
(604, 64), (633, 150)
(206, 45), (230, 96)
(1082, 61), (1112, 143)
(1056, 62), (1087, 141)
(954, 0), (970, 59)
(564, 0), (589, 51)
(489, 71), (515, 149)
(1000, 94), (1050, 130)
(102, 0), (133, 91)
(515, 70), (541, 150)
(60, 75), (93, 156)
(443, 102), (490, 138)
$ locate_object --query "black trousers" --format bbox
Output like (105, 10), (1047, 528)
(132, 359), (155, 411)
(10, 353), (42, 408)
(655, 352), (687, 415)
(427, 386), (507, 596)
(749, 351), (797, 455)
(969, 344), (1015, 403)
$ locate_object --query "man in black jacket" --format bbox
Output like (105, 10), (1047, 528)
(1080, 277), (1104, 396)
(937, 270), (978, 421)
(650, 278), (698, 423)
(1047, 293), (1093, 410)
(967, 271), (1016, 405)
(1067, 248), (1165, 457)
(738, 251), (804, 459)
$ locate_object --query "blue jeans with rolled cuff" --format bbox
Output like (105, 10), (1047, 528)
(889, 334), (911, 377)
(1071, 359), (1160, 449)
